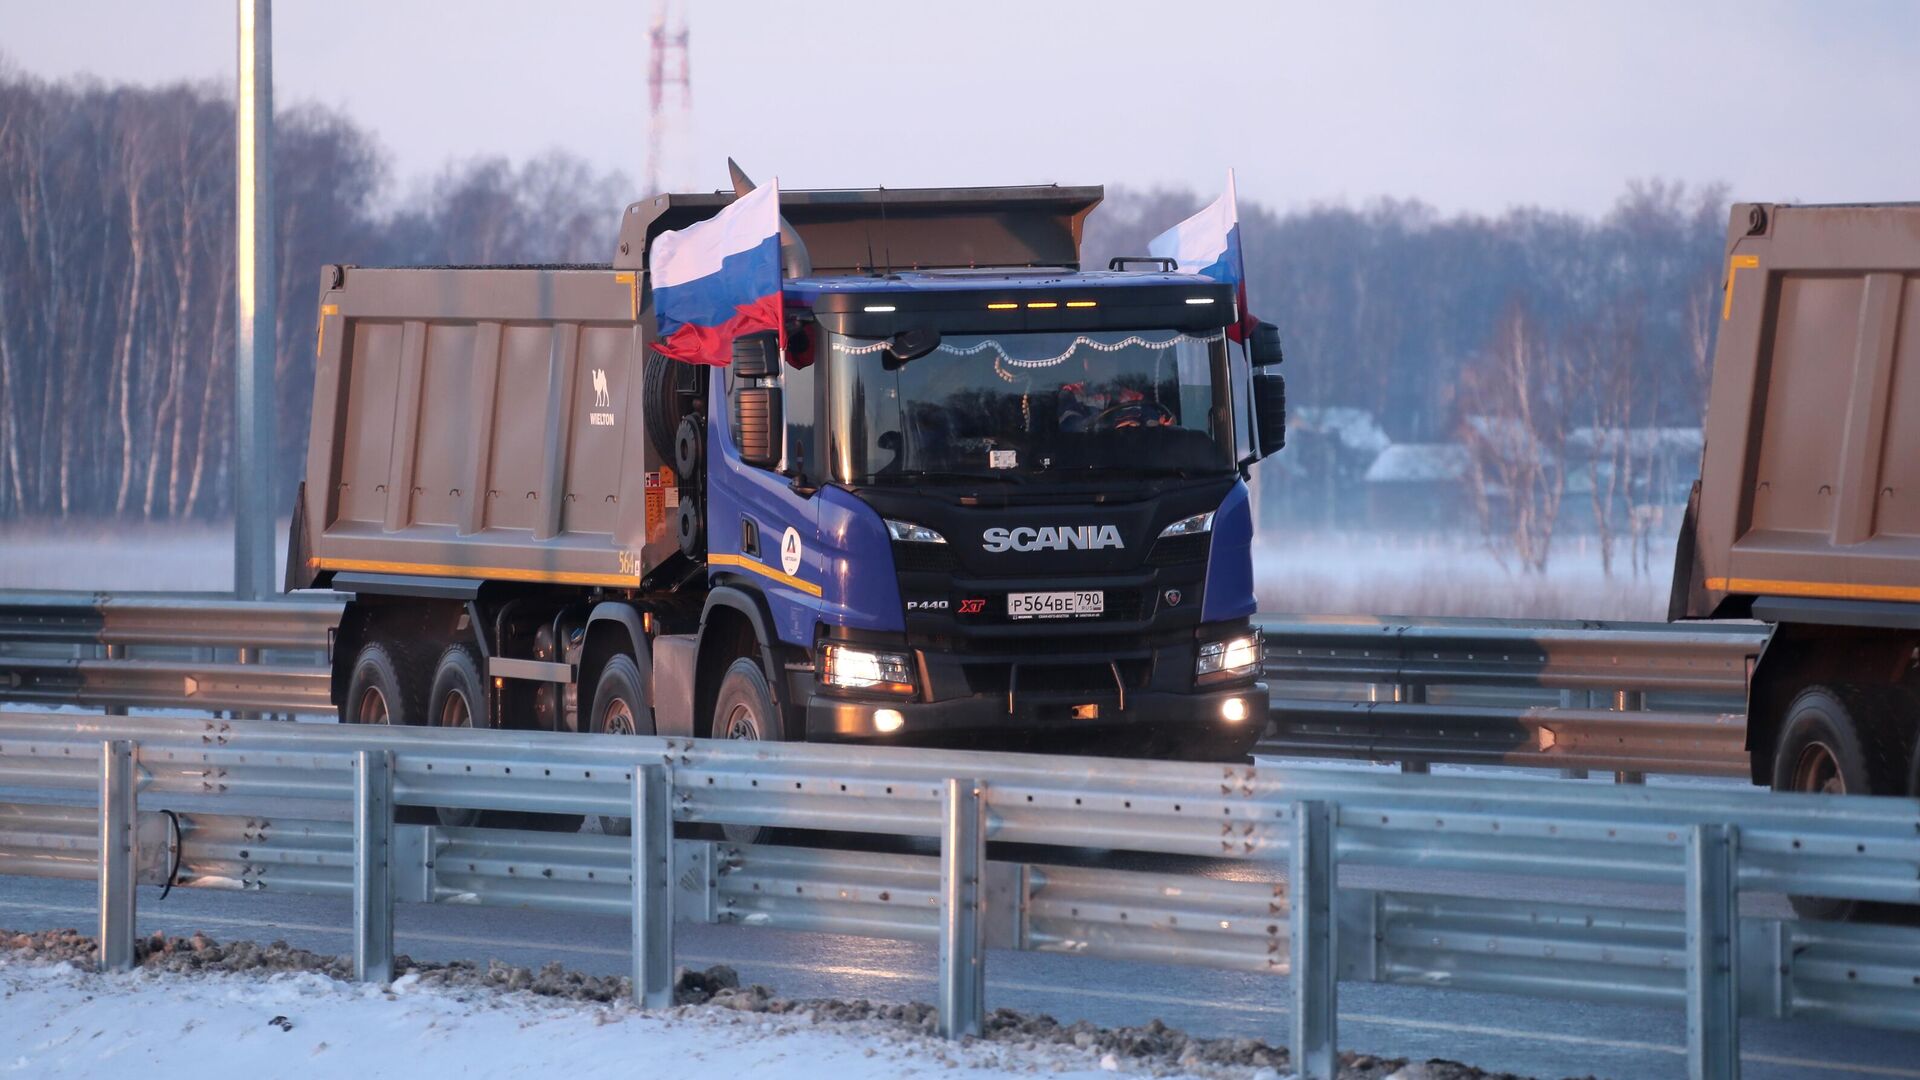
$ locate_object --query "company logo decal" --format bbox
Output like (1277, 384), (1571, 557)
(1163, 588), (1182, 607)
(981, 525), (1124, 553)
(589, 368), (616, 425)
(780, 527), (804, 576)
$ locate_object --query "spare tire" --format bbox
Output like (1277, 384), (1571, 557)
(644, 350), (704, 464)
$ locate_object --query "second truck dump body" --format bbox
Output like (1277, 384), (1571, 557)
(1673, 203), (1920, 874)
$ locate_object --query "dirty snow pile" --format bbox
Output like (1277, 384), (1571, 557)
(0, 930), (1520, 1080)
(0, 957), (1188, 1080)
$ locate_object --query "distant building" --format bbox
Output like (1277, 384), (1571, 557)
(1362, 443), (1474, 528)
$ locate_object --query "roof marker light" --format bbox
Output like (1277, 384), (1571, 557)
(1185, 297), (1215, 305)
(1066, 301), (1098, 308)
(987, 302), (1019, 310)
(863, 305), (896, 313)
(1027, 301), (1058, 309)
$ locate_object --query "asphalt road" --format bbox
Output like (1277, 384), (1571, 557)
(3, 840), (1917, 1080)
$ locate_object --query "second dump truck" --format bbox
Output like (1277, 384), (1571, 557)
(288, 181), (1287, 812)
(1673, 200), (1920, 820)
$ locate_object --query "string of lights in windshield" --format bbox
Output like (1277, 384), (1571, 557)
(832, 330), (1223, 369)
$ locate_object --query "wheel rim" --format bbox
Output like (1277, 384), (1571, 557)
(1791, 740), (1846, 796)
(440, 687), (473, 730)
(603, 698), (636, 737)
(723, 701), (760, 741)
(355, 686), (390, 725)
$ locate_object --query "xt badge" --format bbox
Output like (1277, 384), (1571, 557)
(1162, 588), (1183, 608)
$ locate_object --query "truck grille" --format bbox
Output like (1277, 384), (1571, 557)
(892, 541), (956, 574)
(1148, 532), (1210, 566)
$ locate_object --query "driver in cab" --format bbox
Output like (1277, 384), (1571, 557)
(1057, 374), (1173, 433)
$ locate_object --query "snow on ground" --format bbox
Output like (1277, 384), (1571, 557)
(0, 955), (1224, 1080)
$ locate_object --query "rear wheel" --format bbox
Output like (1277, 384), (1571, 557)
(590, 654), (653, 836)
(345, 641), (421, 727)
(342, 639), (435, 824)
(713, 657), (780, 846)
(1771, 683), (1909, 920)
(427, 646), (489, 828)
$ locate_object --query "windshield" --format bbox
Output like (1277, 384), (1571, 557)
(828, 329), (1234, 485)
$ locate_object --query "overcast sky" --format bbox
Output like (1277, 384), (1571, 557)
(4, 1), (1916, 217)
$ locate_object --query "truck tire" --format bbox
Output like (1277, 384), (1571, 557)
(1772, 684), (1909, 799)
(344, 641), (424, 727)
(343, 639), (435, 825)
(427, 646), (488, 828)
(589, 653), (653, 837)
(645, 350), (701, 464)
(1770, 683), (1909, 920)
(713, 656), (780, 845)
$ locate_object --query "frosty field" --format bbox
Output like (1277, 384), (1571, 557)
(0, 520), (1676, 622)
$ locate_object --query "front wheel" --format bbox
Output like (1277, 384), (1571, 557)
(712, 657), (780, 846)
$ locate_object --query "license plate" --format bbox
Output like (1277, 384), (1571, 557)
(1007, 590), (1104, 620)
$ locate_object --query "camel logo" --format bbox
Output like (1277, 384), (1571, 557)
(589, 369), (616, 426)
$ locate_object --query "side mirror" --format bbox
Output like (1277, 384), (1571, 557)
(1249, 321), (1284, 367)
(732, 385), (783, 467)
(732, 332), (778, 377)
(1252, 370), (1286, 456)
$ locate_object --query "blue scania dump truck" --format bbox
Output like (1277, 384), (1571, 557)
(288, 178), (1287, 818)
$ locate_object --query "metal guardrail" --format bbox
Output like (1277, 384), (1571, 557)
(1, 710), (1915, 1080)
(0, 592), (1769, 780)
(1259, 614), (1766, 778)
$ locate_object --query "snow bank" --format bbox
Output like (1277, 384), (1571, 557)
(0, 954), (1175, 1080)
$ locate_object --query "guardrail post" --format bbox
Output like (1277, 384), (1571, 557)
(1686, 823), (1739, 1080)
(632, 763), (674, 1009)
(939, 777), (986, 1039)
(1289, 799), (1336, 1080)
(97, 739), (136, 972)
(353, 749), (394, 984)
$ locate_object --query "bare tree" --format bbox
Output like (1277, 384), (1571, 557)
(1459, 302), (1571, 573)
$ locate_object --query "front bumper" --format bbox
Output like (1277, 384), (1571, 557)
(805, 680), (1268, 742)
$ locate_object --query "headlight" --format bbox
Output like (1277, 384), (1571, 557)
(1158, 511), (1215, 538)
(885, 518), (947, 544)
(821, 643), (916, 694)
(1197, 628), (1262, 680)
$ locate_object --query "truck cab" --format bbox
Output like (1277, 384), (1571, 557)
(696, 266), (1273, 756)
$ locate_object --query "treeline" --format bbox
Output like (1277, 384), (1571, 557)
(1086, 180), (1729, 443)
(0, 70), (628, 521)
(1, 68), (1729, 523)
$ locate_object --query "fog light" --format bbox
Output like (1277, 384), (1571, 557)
(874, 708), (905, 733)
(1221, 697), (1248, 723)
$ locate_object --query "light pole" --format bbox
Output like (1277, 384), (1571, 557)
(234, 0), (277, 599)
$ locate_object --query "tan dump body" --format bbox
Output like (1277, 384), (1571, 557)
(1675, 202), (1920, 618)
(294, 265), (674, 590)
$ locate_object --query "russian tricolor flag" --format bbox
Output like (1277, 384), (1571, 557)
(1148, 170), (1257, 341)
(650, 180), (785, 366)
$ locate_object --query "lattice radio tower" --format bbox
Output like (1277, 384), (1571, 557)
(647, 0), (691, 196)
